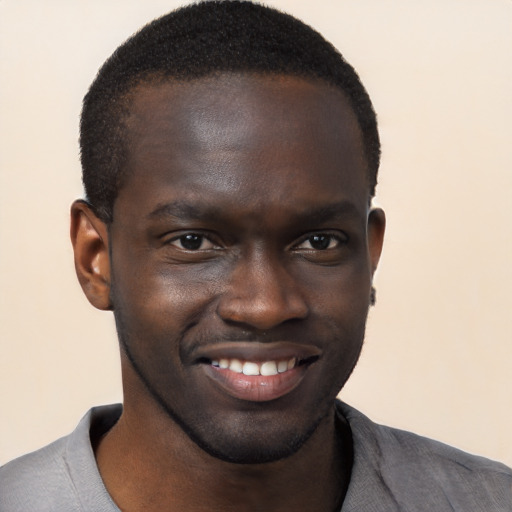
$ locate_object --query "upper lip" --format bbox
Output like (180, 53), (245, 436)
(191, 341), (322, 364)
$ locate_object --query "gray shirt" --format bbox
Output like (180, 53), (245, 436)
(1, 402), (511, 511)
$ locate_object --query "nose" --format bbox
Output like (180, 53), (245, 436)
(216, 251), (309, 331)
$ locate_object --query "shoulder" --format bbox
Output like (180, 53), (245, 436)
(338, 401), (512, 511)
(0, 433), (81, 511)
(0, 405), (122, 512)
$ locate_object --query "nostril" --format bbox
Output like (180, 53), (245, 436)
(216, 258), (309, 330)
(217, 294), (308, 331)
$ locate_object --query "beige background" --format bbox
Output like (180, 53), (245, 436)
(1, 0), (511, 467)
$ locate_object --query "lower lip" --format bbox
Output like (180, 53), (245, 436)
(202, 364), (307, 402)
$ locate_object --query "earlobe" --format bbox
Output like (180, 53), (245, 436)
(367, 207), (386, 275)
(70, 200), (113, 310)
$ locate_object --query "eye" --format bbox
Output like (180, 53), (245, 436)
(295, 234), (346, 251)
(169, 233), (218, 251)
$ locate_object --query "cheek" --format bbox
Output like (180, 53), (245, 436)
(111, 257), (225, 337)
(301, 261), (372, 360)
(297, 258), (372, 312)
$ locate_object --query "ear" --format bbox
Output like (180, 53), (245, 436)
(70, 200), (112, 310)
(367, 207), (386, 276)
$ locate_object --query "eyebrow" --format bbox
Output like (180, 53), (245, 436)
(147, 201), (224, 221)
(147, 199), (364, 225)
(298, 201), (363, 226)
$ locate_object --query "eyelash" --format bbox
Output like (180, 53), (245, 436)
(293, 233), (348, 251)
(164, 231), (348, 252)
(167, 233), (220, 251)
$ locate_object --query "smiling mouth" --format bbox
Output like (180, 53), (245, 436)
(201, 355), (315, 376)
(194, 342), (321, 402)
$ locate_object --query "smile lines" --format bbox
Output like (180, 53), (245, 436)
(211, 358), (296, 376)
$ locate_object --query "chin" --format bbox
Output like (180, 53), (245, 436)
(174, 394), (337, 465)
(185, 417), (323, 465)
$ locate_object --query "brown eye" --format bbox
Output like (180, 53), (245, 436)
(308, 235), (331, 250)
(170, 234), (217, 251)
(296, 234), (345, 251)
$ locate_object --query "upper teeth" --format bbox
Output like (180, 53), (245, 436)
(211, 358), (296, 376)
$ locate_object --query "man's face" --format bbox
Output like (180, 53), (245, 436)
(108, 73), (384, 463)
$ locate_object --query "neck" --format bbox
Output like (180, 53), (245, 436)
(95, 362), (352, 512)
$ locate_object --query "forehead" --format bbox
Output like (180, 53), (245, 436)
(124, 73), (364, 156)
(117, 73), (369, 219)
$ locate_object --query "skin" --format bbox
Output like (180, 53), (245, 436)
(71, 73), (385, 512)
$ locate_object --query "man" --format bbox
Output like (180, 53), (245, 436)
(1, 1), (511, 511)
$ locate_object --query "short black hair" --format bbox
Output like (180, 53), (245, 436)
(80, 0), (380, 223)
